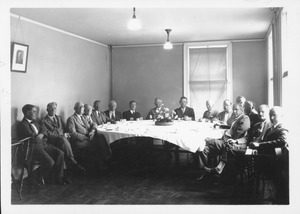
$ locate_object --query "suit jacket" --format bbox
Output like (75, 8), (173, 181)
(217, 111), (232, 124)
(223, 114), (251, 148)
(248, 112), (260, 128)
(146, 107), (165, 120)
(203, 109), (219, 120)
(122, 110), (141, 121)
(66, 113), (93, 143)
(249, 120), (272, 142)
(42, 115), (66, 139)
(82, 114), (97, 128)
(104, 110), (122, 123)
(174, 106), (195, 121)
(259, 124), (288, 154)
(91, 110), (107, 125)
(18, 117), (50, 152)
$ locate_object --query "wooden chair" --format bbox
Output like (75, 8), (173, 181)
(11, 137), (44, 200)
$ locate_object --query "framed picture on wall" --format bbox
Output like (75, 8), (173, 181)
(11, 42), (29, 73)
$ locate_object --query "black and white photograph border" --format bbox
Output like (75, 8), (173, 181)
(1, 0), (300, 214)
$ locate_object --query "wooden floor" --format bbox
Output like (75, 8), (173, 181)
(11, 142), (283, 204)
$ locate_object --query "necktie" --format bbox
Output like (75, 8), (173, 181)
(53, 116), (57, 125)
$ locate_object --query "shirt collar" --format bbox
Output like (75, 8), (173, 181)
(47, 114), (55, 119)
(25, 118), (33, 123)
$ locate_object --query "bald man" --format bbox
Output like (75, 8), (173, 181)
(146, 98), (165, 120)
(67, 102), (112, 170)
(217, 99), (233, 124)
(248, 104), (272, 143)
(202, 100), (219, 121)
(91, 100), (108, 125)
(249, 106), (288, 154)
(104, 100), (122, 124)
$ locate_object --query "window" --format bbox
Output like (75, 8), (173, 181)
(184, 42), (232, 119)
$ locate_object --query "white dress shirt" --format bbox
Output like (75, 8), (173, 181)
(26, 118), (39, 134)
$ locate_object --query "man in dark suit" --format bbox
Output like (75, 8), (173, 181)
(146, 98), (165, 120)
(202, 100), (219, 121)
(122, 100), (142, 121)
(18, 104), (66, 185)
(91, 100), (108, 125)
(67, 102), (112, 170)
(248, 104), (272, 142)
(174, 96), (195, 121)
(244, 100), (260, 128)
(104, 100), (122, 124)
(217, 99), (232, 124)
(249, 106), (288, 203)
(42, 102), (84, 175)
(198, 103), (250, 175)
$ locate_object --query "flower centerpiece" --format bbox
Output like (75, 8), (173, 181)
(154, 107), (178, 126)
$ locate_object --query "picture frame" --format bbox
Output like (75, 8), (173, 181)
(11, 42), (29, 73)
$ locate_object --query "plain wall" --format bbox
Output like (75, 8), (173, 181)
(112, 41), (268, 118)
(232, 41), (268, 107)
(112, 45), (183, 118)
(11, 16), (110, 138)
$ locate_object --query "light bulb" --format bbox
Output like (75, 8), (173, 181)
(128, 18), (141, 30)
(164, 41), (173, 49)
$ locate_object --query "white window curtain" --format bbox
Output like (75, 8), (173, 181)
(188, 46), (228, 118)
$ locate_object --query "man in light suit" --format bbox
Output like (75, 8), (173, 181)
(122, 100), (142, 121)
(217, 99), (232, 124)
(19, 104), (66, 185)
(174, 96), (195, 121)
(67, 102), (112, 170)
(146, 98), (164, 120)
(42, 102), (84, 176)
(91, 100), (108, 125)
(199, 103), (250, 175)
(104, 100), (122, 124)
(202, 100), (219, 121)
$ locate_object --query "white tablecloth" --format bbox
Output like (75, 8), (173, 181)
(97, 120), (224, 153)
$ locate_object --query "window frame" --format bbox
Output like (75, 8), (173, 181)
(183, 41), (233, 107)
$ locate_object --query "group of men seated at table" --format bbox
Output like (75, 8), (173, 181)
(17, 95), (288, 186)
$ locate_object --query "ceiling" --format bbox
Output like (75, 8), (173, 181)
(10, 8), (274, 46)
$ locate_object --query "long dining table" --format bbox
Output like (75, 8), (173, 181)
(97, 120), (224, 153)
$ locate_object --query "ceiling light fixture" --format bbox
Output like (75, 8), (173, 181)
(128, 7), (141, 30)
(164, 29), (173, 50)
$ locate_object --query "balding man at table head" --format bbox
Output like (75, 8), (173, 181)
(104, 100), (122, 124)
(91, 100), (107, 125)
(146, 98), (165, 120)
(174, 96), (195, 121)
(122, 100), (142, 121)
